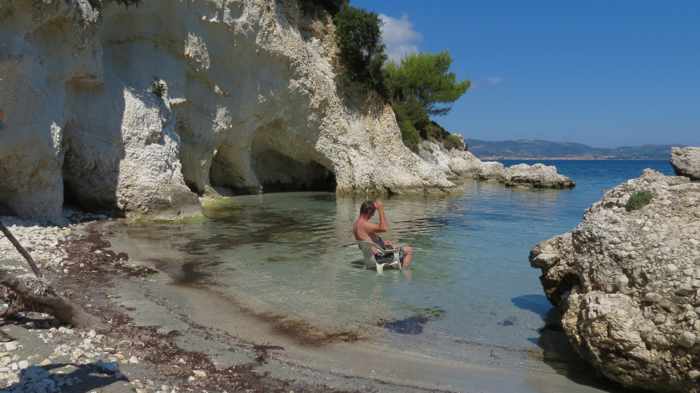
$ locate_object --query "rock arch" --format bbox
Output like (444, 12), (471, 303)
(209, 120), (336, 194)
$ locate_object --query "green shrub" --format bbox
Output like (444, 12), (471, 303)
(151, 79), (166, 98)
(384, 52), (468, 150)
(333, 6), (386, 92)
(625, 191), (653, 212)
(384, 52), (469, 117)
(393, 99), (429, 129)
(443, 134), (464, 150)
(423, 121), (450, 141)
(115, 0), (140, 6)
(299, 0), (346, 15)
(399, 119), (420, 152)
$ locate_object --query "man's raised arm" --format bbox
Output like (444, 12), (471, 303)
(375, 200), (389, 232)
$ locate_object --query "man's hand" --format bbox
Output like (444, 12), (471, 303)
(374, 200), (384, 210)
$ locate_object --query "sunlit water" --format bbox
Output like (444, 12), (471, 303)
(108, 160), (673, 364)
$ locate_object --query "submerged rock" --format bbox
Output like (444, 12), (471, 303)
(671, 146), (700, 180)
(530, 169), (700, 393)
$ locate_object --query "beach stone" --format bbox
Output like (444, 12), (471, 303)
(671, 146), (700, 180)
(530, 169), (700, 393)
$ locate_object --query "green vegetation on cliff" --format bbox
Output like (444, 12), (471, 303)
(300, 0), (347, 15)
(312, 1), (471, 152)
(333, 6), (387, 92)
(625, 191), (654, 212)
(384, 52), (470, 151)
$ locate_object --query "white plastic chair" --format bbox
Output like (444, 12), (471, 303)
(355, 241), (401, 273)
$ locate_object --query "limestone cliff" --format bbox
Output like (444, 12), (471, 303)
(0, 0), (452, 220)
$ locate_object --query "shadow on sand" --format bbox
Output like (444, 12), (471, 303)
(3, 362), (128, 393)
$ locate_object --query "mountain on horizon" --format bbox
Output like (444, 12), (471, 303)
(464, 138), (679, 160)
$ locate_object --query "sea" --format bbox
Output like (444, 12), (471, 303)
(106, 160), (674, 392)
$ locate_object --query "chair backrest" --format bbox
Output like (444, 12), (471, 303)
(357, 241), (379, 269)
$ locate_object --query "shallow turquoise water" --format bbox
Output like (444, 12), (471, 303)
(113, 160), (674, 356)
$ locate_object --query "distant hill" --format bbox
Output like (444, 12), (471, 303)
(464, 139), (678, 160)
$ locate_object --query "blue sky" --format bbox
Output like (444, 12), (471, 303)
(352, 1), (700, 147)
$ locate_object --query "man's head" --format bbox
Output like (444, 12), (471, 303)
(359, 200), (376, 218)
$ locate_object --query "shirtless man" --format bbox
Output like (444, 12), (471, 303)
(352, 200), (413, 268)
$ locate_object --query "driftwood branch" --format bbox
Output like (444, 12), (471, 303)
(0, 221), (42, 277)
(0, 270), (102, 329)
(0, 220), (103, 329)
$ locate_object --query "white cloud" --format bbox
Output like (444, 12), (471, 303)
(485, 76), (504, 86)
(472, 76), (505, 89)
(379, 14), (422, 63)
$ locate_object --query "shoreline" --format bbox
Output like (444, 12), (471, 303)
(0, 214), (631, 393)
(0, 218), (361, 393)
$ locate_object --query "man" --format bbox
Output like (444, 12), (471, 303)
(353, 200), (413, 268)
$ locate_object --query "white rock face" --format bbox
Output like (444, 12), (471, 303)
(447, 149), (482, 176)
(420, 140), (577, 189)
(419, 140), (492, 178)
(0, 0), (453, 220)
(418, 141), (453, 175)
(504, 163), (575, 188)
(477, 162), (507, 182)
(530, 169), (700, 393)
(671, 146), (700, 180)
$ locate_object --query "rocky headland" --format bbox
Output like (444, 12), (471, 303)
(530, 148), (700, 393)
(419, 141), (575, 189)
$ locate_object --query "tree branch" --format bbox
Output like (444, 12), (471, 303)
(0, 270), (103, 329)
(0, 221), (42, 278)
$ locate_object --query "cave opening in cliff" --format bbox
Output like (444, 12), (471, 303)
(252, 149), (337, 193)
(61, 131), (123, 216)
(209, 148), (336, 195)
(61, 169), (122, 216)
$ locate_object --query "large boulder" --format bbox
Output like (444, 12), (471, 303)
(671, 147), (700, 180)
(447, 149), (482, 176)
(477, 161), (507, 182)
(530, 169), (700, 393)
(505, 163), (575, 189)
